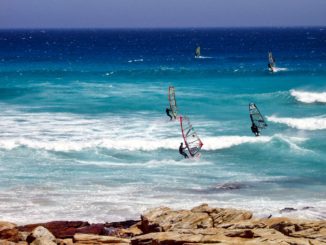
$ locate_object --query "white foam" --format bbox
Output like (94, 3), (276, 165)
(0, 105), (308, 152)
(290, 89), (326, 103)
(203, 136), (271, 150)
(272, 67), (288, 72)
(267, 115), (326, 130)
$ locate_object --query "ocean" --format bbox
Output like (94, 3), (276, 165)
(0, 28), (325, 224)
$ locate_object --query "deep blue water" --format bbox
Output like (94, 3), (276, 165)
(0, 28), (325, 223)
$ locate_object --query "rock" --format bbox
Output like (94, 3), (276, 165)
(26, 226), (56, 244)
(30, 237), (57, 245)
(119, 225), (143, 237)
(73, 233), (130, 244)
(280, 207), (297, 213)
(57, 238), (74, 245)
(209, 207), (252, 225)
(0, 222), (16, 232)
(224, 229), (256, 238)
(19, 221), (89, 239)
(0, 240), (16, 245)
(0, 228), (20, 242)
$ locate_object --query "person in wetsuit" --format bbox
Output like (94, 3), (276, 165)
(166, 107), (173, 120)
(179, 142), (188, 158)
(251, 123), (260, 136)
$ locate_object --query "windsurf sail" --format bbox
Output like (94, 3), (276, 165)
(180, 116), (203, 157)
(195, 46), (201, 58)
(249, 103), (268, 129)
(268, 52), (275, 67)
(168, 86), (178, 118)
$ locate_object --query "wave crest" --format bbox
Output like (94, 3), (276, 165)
(267, 115), (326, 130)
(290, 90), (326, 103)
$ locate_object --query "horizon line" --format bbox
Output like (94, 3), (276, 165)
(0, 25), (325, 31)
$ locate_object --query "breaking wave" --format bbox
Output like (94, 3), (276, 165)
(267, 115), (326, 130)
(290, 89), (326, 103)
(0, 135), (306, 152)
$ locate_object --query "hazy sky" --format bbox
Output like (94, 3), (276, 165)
(1, 0), (326, 28)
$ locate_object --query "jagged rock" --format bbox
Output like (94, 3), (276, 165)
(224, 229), (256, 238)
(19, 221), (89, 239)
(0, 204), (325, 245)
(141, 207), (212, 232)
(26, 226), (56, 244)
(73, 233), (130, 244)
(0, 227), (20, 242)
(209, 208), (252, 226)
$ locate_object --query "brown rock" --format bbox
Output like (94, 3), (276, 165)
(73, 233), (130, 244)
(0, 228), (19, 242)
(209, 207), (252, 226)
(140, 206), (212, 232)
(18, 221), (89, 239)
(0, 222), (16, 232)
(0, 240), (16, 245)
(30, 237), (57, 245)
(57, 238), (74, 245)
(224, 229), (256, 238)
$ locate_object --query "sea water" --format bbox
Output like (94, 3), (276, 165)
(0, 28), (325, 224)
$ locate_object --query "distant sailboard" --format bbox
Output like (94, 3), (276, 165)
(168, 86), (178, 119)
(195, 46), (201, 58)
(249, 103), (268, 130)
(180, 116), (203, 158)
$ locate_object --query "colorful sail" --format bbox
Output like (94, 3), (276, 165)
(249, 103), (268, 129)
(168, 86), (178, 119)
(180, 116), (203, 157)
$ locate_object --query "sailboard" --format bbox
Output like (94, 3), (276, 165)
(168, 86), (178, 119)
(180, 116), (203, 158)
(195, 46), (201, 58)
(268, 52), (276, 72)
(249, 103), (268, 129)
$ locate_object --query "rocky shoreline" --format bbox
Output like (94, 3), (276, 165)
(0, 204), (325, 244)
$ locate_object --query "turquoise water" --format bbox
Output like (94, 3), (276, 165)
(0, 29), (325, 223)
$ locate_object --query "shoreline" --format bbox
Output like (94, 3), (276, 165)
(1, 203), (325, 244)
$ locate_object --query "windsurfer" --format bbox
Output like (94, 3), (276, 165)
(251, 123), (260, 136)
(179, 142), (188, 158)
(166, 108), (173, 120)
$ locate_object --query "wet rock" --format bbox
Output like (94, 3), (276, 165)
(280, 207), (297, 213)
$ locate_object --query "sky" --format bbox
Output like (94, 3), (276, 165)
(1, 0), (326, 28)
